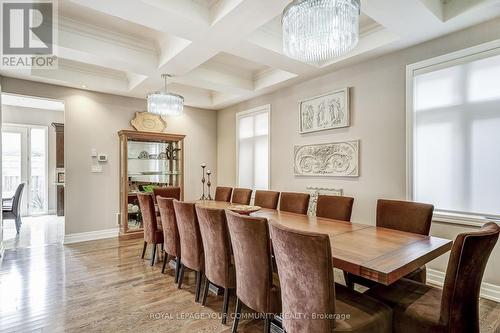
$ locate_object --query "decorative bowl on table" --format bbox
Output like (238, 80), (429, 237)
(227, 204), (261, 215)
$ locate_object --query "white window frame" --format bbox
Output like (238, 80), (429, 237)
(406, 39), (500, 227)
(235, 104), (271, 191)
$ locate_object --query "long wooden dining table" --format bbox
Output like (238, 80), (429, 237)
(194, 200), (453, 286)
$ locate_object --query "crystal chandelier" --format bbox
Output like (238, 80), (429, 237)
(282, 0), (360, 63)
(147, 74), (184, 117)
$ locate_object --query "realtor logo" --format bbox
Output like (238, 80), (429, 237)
(1, 0), (58, 69)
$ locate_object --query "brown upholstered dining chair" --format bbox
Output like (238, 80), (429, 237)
(137, 193), (164, 266)
(153, 186), (181, 202)
(279, 192), (310, 215)
(157, 197), (181, 281)
(269, 221), (392, 333)
(173, 201), (205, 303)
(254, 190), (280, 209)
(226, 210), (281, 333)
(231, 188), (252, 205)
(215, 186), (233, 202)
(345, 199), (434, 289)
(365, 222), (499, 333)
(196, 206), (236, 324)
(316, 195), (355, 222)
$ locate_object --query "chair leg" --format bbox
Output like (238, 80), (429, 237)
(222, 287), (230, 324)
(202, 278), (210, 306)
(174, 257), (181, 283)
(15, 216), (21, 234)
(232, 298), (242, 333)
(161, 254), (169, 274)
(151, 243), (157, 266)
(195, 271), (202, 303)
(177, 264), (185, 289)
(343, 271), (354, 289)
(141, 241), (147, 259)
(264, 316), (271, 333)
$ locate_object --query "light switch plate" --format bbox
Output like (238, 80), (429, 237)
(91, 148), (98, 157)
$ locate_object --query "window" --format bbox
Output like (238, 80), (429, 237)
(407, 42), (500, 220)
(236, 105), (270, 190)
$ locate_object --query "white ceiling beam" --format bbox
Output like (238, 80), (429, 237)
(157, 0), (290, 75)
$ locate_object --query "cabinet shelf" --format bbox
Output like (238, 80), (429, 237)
(128, 172), (182, 176)
(128, 158), (182, 161)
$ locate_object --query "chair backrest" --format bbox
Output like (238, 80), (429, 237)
(316, 195), (354, 222)
(196, 206), (234, 289)
(153, 186), (181, 203)
(270, 221), (335, 333)
(215, 186), (233, 202)
(254, 190), (280, 209)
(439, 222), (499, 333)
(12, 183), (25, 215)
(137, 193), (158, 243)
(279, 192), (310, 215)
(173, 201), (204, 272)
(231, 188), (252, 205)
(157, 197), (180, 257)
(376, 199), (433, 235)
(226, 210), (274, 313)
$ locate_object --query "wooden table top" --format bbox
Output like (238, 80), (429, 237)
(194, 200), (453, 285)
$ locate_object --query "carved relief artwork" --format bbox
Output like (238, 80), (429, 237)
(306, 187), (343, 216)
(294, 140), (359, 177)
(299, 88), (349, 134)
(131, 112), (167, 133)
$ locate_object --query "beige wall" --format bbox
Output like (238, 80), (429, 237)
(217, 18), (500, 286)
(2, 105), (64, 213)
(1, 78), (217, 235)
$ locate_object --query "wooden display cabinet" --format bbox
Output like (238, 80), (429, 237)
(118, 130), (185, 239)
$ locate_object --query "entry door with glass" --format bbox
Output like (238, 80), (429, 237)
(2, 125), (48, 216)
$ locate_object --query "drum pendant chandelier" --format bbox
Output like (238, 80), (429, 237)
(282, 0), (360, 63)
(147, 74), (184, 117)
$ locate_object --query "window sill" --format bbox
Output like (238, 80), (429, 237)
(432, 211), (499, 228)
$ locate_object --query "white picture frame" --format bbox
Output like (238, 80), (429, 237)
(299, 88), (350, 134)
(294, 140), (359, 177)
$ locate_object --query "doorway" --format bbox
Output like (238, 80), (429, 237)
(1, 93), (65, 249)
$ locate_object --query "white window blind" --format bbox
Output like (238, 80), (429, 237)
(411, 51), (500, 218)
(237, 106), (269, 190)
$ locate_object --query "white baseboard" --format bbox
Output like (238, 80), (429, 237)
(64, 228), (118, 245)
(427, 268), (500, 303)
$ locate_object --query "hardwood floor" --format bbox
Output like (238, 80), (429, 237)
(0, 237), (499, 332)
(2, 214), (64, 249)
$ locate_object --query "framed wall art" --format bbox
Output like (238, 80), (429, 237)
(299, 88), (349, 134)
(306, 186), (344, 216)
(294, 140), (359, 177)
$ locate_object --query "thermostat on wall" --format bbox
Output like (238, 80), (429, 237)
(98, 154), (108, 162)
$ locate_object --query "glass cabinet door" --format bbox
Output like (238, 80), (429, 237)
(125, 140), (182, 231)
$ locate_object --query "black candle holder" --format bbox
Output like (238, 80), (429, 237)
(200, 164), (207, 200)
(207, 170), (212, 200)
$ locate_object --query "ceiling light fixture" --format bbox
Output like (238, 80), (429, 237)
(282, 0), (360, 63)
(147, 74), (184, 117)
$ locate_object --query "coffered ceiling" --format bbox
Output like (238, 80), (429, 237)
(2, 0), (500, 110)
